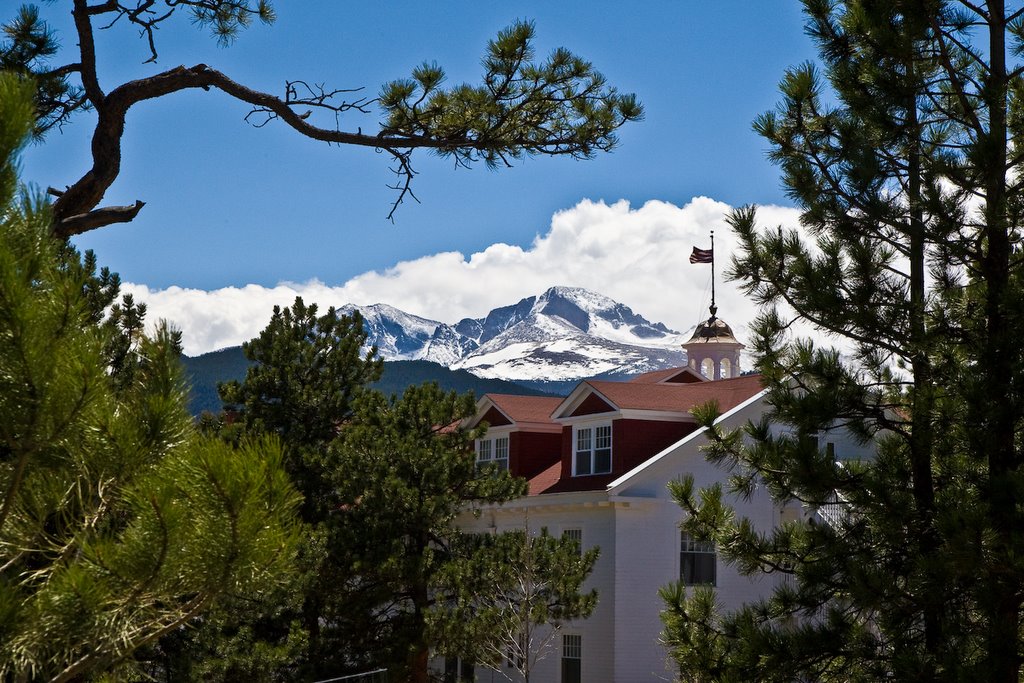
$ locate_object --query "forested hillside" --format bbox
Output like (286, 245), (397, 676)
(182, 348), (556, 415)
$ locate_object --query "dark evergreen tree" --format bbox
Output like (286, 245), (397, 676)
(220, 298), (383, 520)
(0, 72), (300, 681)
(331, 383), (526, 683)
(173, 302), (531, 683)
(148, 299), (383, 681)
(662, 2), (1024, 681)
(1, 3), (641, 235)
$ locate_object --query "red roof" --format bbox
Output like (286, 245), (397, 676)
(628, 367), (704, 384)
(565, 373), (764, 416)
(539, 471), (618, 494)
(488, 372), (766, 497)
(526, 461), (562, 495)
(485, 394), (563, 424)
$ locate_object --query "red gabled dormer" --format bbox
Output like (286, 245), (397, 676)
(467, 394), (563, 485)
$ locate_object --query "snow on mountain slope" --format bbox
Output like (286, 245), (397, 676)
(341, 286), (688, 384)
(337, 303), (443, 360)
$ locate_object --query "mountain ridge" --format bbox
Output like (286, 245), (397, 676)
(183, 286), (693, 411)
(341, 286), (688, 385)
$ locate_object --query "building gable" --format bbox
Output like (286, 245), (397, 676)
(661, 368), (705, 383)
(480, 405), (512, 427)
(629, 366), (707, 384)
(570, 393), (616, 417)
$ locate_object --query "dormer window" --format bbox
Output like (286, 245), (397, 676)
(574, 423), (611, 476)
(476, 435), (509, 472)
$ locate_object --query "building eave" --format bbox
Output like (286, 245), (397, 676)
(617, 409), (697, 422)
(511, 421), (564, 433)
(464, 488), (658, 515)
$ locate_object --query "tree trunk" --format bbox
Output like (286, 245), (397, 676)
(981, 4), (1021, 681)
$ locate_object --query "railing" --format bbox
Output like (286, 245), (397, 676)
(313, 669), (388, 683)
(814, 491), (850, 530)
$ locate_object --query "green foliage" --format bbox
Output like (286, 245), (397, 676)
(0, 4), (83, 138)
(157, 299), (384, 681)
(662, 2), (1024, 681)
(444, 525), (599, 681)
(659, 584), (727, 683)
(220, 297), (382, 519)
(0, 72), (300, 681)
(379, 20), (643, 168)
(221, 298), (382, 442)
(183, 301), (534, 682)
(2, 4), (640, 232)
(332, 383), (527, 680)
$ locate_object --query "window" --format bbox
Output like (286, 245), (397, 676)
(561, 634), (581, 683)
(494, 436), (509, 470)
(477, 438), (491, 467)
(574, 424), (611, 476)
(680, 531), (716, 586)
(506, 634), (524, 670)
(700, 357), (714, 378)
(476, 436), (509, 472)
(563, 527), (583, 555)
(720, 357), (732, 378)
(444, 656), (474, 682)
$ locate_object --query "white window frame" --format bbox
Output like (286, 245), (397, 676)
(494, 435), (509, 470)
(561, 633), (582, 683)
(476, 432), (510, 472)
(572, 422), (612, 476)
(562, 527), (583, 556)
(680, 531), (716, 586)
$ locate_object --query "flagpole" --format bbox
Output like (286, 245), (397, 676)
(710, 230), (716, 319)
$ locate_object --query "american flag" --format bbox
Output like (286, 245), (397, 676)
(689, 246), (713, 264)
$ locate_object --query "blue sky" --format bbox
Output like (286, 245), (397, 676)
(20, 2), (814, 354)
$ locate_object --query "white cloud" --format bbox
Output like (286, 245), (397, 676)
(127, 197), (805, 356)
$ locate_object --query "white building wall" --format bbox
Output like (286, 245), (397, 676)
(459, 393), (882, 682)
(607, 397), (782, 681)
(612, 498), (682, 682)
(458, 498), (619, 683)
(558, 504), (616, 683)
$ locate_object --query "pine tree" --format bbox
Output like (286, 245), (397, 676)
(1, 3), (642, 234)
(332, 383), (527, 683)
(219, 298), (383, 521)
(447, 521), (599, 683)
(151, 299), (384, 681)
(663, 2), (1024, 681)
(183, 302), (529, 683)
(0, 73), (300, 681)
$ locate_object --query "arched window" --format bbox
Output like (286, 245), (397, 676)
(700, 358), (714, 379)
(720, 357), (732, 379)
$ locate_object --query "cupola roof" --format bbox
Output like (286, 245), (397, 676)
(684, 306), (743, 347)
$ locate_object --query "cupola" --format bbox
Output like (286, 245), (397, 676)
(682, 304), (744, 380)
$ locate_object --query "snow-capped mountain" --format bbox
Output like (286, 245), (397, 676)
(337, 303), (472, 365)
(342, 287), (688, 389)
